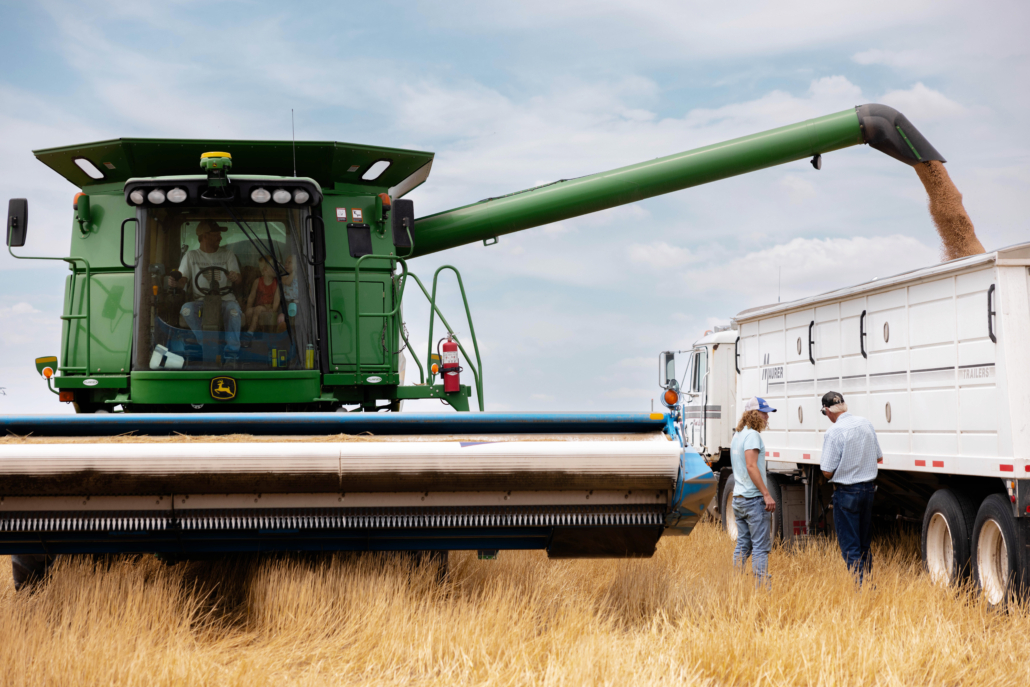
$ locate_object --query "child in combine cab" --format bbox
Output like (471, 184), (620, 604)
(243, 256), (281, 339)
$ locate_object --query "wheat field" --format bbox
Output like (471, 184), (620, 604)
(1, 520), (1027, 686)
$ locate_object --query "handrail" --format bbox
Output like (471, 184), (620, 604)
(808, 320), (815, 365)
(734, 336), (741, 374)
(425, 265), (484, 411)
(9, 246), (92, 374)
(859, 310), (868, 359)
(988, 284), (997, 343)
(350, 255), (483, 410)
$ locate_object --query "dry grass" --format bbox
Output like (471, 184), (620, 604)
(1, 520), (1027, 686)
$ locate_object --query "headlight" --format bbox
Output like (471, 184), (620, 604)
(251, 188), (271, 203)
(272, 189), (291, 204)
(167, 188), (187, 203)
(293, 189), (310, 204)
(147, 189), (166, 204)
(129, 190), (145, 204)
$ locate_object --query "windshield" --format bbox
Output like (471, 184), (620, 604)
(133, 206), (317, 372)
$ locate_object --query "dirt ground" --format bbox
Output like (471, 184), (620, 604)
(1, 519), (1027, 686)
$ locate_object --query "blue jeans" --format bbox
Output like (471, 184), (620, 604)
(180, 299), (241, 360)
(732, 495), (771, 584)
(832, 482), (875, 583)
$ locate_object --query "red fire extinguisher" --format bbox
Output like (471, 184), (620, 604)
(441, 336), (461, 393)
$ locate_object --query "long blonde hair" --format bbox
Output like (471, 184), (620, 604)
(735, 410), (768, 433)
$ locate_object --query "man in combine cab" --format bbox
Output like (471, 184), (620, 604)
(820, 391), (881, 584)
(168, 220), (243, 366)
(730, 396), (777, 585)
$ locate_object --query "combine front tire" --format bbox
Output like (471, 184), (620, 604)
(922, 488), (976, 585)
(972, 494), (1020, 605)
(720, 475), (738, 541)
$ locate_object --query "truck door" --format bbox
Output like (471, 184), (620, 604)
(684, 347), (708, 452)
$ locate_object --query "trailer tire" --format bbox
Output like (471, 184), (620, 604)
(921, 488), (976, 585)
(720, 475), (738, 541)
(972, 494), (1019, 605)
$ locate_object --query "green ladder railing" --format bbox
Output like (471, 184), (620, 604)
(353, 254), (484, 411)
(9, 247), (92, 375)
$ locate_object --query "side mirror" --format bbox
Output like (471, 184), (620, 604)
(391, 198), (415, 249)
(7, 198), (28, 247)
(659, 351), (675, 388)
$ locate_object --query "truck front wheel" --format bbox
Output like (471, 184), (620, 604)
(922, 488), (976, 585)
(972, 494), (1019, 605)
(720, 475), (738, 541)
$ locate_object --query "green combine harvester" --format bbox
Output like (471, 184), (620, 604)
(1, 104), (943, 586)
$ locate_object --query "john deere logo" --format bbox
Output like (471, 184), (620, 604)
(210, 376), (237, 401)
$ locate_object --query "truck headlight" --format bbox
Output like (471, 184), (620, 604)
(129, 190), (145, 204)
(293, 189), (310, 204)
(251, 188), (271, 203)
(272, 189), (291, 204)
(147, 189), (166, 204)
(167, 188), (187, 203)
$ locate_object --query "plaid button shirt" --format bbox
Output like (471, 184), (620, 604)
(821, 412), (881, 484)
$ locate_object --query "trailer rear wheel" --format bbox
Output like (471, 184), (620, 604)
(720, 475), (738, 541)
(922, 489), (976, 585)
(972, 494), (1019, 605)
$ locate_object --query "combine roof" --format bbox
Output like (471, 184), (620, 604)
(33, 138), (435, 193)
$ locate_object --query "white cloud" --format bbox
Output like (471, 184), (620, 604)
(8, 303), (39, 315)
(879, 82), (967, 122)
(779, 175), (816, 205)
(852, 49), (928, 70)
(628, 242), (698, 270)
(690, 235), (939, 307)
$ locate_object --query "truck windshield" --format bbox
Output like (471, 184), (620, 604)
(133, 206), (317, 372)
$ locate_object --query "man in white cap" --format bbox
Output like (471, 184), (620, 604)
(168, 220), (242, 366)
(730, 396), (777, 584)
(820, 391), (881, 583)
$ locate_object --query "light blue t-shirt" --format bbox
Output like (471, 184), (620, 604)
(730, 427), (766, 498)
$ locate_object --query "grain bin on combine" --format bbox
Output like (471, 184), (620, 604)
(2, 104), (948, 583)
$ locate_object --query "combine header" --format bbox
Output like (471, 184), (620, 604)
(3, 104), (944, 579)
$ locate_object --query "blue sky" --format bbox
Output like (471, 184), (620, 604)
(1, 0), (1028, 413)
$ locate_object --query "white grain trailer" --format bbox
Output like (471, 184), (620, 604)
(671, 241), (1030, 603)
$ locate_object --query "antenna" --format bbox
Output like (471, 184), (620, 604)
(778, 266), (781, 303)
(291, 109), (297, 178)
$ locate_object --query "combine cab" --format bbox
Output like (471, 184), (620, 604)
(2, 104), (946, 578)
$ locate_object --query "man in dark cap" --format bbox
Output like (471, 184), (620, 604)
(820, 391), (881, 583)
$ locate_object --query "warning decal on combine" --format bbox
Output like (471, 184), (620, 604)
(336, 208), (348, 222)
(352, 209), (363, 222)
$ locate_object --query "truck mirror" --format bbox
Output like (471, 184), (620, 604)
(7, 198), (28, 247)
(391, 199), (414, 249)
(659, 351), (675, 388)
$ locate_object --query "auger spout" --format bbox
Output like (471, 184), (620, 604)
(409, 104), (944, 257)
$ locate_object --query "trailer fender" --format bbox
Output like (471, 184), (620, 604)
(664, 446), (717, 535)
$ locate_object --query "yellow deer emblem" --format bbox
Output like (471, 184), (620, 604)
(210, 376), (237, 400)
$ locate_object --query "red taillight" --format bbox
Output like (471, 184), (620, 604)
(59, 391), (75, 403)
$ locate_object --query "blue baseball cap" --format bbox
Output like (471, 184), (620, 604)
(744, 396), (777, 413)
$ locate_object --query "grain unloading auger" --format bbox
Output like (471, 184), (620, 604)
(3, 104), (942, 565)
